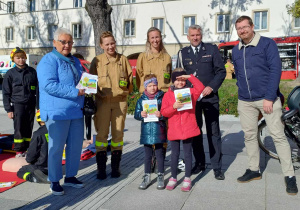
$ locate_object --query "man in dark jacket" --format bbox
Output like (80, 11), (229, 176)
(17, 111), (49, 183)
(232, 15), (297, 195)
(177, 25), (226, 180)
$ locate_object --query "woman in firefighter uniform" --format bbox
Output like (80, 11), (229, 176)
(136, 27), (172, 164)
(90, 31), (133, 180)
(136, 27), (172, 93)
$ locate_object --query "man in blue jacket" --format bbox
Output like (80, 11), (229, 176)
(177, 25), (226, 180)
(232, 15), (297, 195)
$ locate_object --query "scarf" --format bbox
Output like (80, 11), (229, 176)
(144, 90), (158, 100)
(52, 48), (80, 84)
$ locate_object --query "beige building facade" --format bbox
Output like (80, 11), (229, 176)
(0, 0), (299, 62)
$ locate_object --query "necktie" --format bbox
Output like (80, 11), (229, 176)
(195, 47), (199, 58)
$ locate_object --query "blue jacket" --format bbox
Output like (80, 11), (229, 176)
(134, 90), (167, 145)
(37, 51), (84, 121)
(232, 34), (281, 102)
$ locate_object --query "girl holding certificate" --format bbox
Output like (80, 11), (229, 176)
(161, 68), (204, 192)
(134, 74), (167, 190)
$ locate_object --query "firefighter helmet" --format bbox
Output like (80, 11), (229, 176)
(10, 47), (27, 61)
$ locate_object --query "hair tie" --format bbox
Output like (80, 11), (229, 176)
(144, 78), (158, 88)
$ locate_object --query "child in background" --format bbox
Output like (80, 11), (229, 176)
(2, 47), (37, 157)
(17, 110), (49, 183)
(161, 68), (204, 192)
(134, 74), (167, 190)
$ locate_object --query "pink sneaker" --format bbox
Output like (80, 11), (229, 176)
(181, 177), (191, 192)
(166, 177), (177, 191)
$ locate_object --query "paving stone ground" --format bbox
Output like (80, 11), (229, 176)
(0, 113), (299, 210)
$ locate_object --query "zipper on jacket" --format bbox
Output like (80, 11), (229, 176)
(243, 46), (252, 99)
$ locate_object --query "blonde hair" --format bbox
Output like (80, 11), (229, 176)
(145, 27), (166, 54)
(100, 31), (116, 44)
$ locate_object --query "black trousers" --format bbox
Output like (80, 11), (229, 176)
(193, 100), (222, 170)
(170, 138), (193, 179)
(17, 164), (48, 181)
(13, 103), (35, 152)
(144, 143), (164, 174)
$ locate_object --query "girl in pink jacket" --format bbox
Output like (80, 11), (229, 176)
(161, 68), (204, 192)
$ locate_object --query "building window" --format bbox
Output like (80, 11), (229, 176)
(254, 11), (268, 30)
(7, 1), (14, 13)
(6, 27), (14, 42)
(295, 18), (300, 28)
(29, 0), (36, 12)
(124, 20), (135, 37)
(48, 25), (58, 40)
(50, 0), (58, 10)
(74, 0), (82, 8)
(183, 16), (196, 35)
(72, 24), (82, 39)
(217, 14), (230, 33)
(126, 0), (135, 3)
(27, 26), (35, 40)
(153, 18), (164, 34)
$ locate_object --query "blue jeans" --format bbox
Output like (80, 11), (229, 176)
(46, 118), (84, 182)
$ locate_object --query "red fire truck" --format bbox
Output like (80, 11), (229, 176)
(218, 36), (300, 80)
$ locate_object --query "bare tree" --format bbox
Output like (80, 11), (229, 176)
(85, 0), (112, 55)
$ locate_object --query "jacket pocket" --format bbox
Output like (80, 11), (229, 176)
(162, 63), (171, 87)
(98, 66), (110, 88)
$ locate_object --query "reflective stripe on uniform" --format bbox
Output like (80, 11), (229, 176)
(110, 140), (123, 147)
(14, 139), (24, 143)
(23, 172), (30, 180)
(24, 138), (31, 142)
(95, 141), (108, 147)
(45, 134), (49, 142)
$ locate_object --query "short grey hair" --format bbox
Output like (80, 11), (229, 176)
(188, 25), (203, 36)
(53, 28), (72, 41)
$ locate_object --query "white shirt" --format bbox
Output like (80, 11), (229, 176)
(191, 45), (201, 54)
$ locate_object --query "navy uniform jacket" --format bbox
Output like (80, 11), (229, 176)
(177, 42), (226, 103)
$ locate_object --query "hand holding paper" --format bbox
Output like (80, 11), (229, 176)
(76, 72), (98, 94)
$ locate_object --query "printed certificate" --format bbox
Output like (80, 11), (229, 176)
(76, 72), (98, 94)
(142, 99), (159, 122)
(174, 88), (192, 111)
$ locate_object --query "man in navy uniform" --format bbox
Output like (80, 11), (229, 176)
(177, 25), (226, 180)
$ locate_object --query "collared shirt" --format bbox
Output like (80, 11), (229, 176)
(238, 32), (261, 50)
(191, 44), (201, 54)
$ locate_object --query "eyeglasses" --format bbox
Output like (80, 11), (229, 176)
(57, 40), (74, 45)
(236, 25), (251, 31)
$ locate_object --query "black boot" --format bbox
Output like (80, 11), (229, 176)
(96, 151), (107, 180)
(111, 150), (122, 178)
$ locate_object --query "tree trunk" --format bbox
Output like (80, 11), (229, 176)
(85, 0), (112, 55)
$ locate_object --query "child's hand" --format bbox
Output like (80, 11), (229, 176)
(154, 111), (161, 118)
(173, 101), (184, 109)
(7, 112), (13, 119)
(176, 75), (191, 80)
(141, 111), (147, 118)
